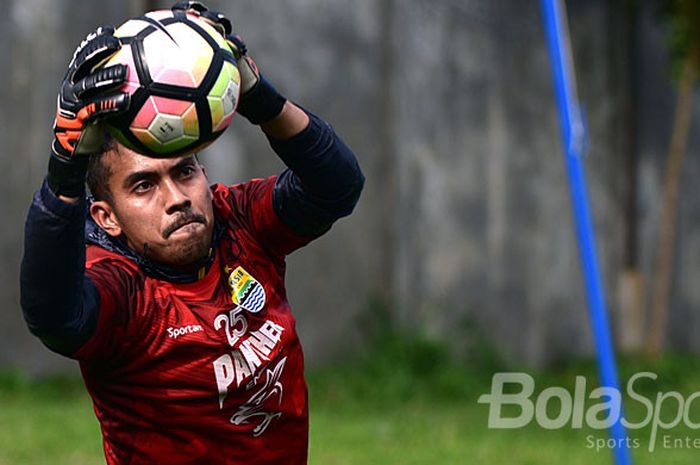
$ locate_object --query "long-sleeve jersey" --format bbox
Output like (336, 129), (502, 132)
(19, 113), (364, 464)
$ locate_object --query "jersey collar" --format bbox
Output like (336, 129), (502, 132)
(84, 200), (225, 284)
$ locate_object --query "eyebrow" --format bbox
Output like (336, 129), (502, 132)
(170, 155), (198, 175)
(122, 169), (156, 190)
(121, 155), (198, 190)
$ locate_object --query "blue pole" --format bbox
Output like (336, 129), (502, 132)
(540, 1), (632, 464)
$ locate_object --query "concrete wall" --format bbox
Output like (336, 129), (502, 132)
(1, 0), (698, 374)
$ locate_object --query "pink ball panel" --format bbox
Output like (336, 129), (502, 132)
(152, 96), (192, 116)
(132, 97), (158, 129)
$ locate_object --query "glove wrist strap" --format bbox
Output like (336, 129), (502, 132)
(47, 153), (89, 198)
(236, 74), (286, 125)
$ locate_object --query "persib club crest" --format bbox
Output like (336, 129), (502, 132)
(228, 266), (266, 313)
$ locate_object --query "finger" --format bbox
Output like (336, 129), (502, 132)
(171, 1), (208, 14)
(73, 25), (115, 54)
(95, 25), (115, 37)
(75, 65), (128, 99)
(73, 30), (121, 81)
(200, 10), (232, 35)
(236, 56), (260, 94)
(78, 93), (131, 124)
(70, 25), (115, 66)
(227, 34), (247, 58)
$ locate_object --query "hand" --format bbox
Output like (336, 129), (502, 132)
(171, 2), (286, 124)
(48, 26), (130, 198)
(52, 25), (129, 160)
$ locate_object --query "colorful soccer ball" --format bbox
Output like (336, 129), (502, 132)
(102, 9), (240, 157)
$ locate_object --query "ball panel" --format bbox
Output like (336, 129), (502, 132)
(147, 113), (184, 143)
(143, 23), (214, 88)
(193, 18), (229, 50)
(103, 47), (141, 96)
(114, 19), (151, 38)
(190, 54), (212, 86)
(133, 127), (161, 147)
(145, 10), (175, 21)
(207, 96), (224, 130)
(153, 96), (192, 116)
(132, 97), (158, 130)
(208, 61), (237, 98)
(222, 80), (238, 116)
(133, 128), (197, 153)
(207, 61), (240, 132)
(166, 22), (213, 52)
(182, 105), (199, 137)
(154, 68), (197, 88)
(216, 113), (235, 133)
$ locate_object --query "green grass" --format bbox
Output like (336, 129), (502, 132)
(2, 341), (700, 464)
(0, 372), (102, 465)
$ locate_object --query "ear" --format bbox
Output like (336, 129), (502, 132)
(90, 200), (123, 237)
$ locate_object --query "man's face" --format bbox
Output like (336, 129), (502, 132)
(90, 144), (215, 269)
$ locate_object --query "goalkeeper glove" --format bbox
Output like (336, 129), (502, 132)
(49, 25), (130, 197)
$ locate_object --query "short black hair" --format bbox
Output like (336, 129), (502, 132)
(86, 134), (204, 203)
(86, 131), (118, 203)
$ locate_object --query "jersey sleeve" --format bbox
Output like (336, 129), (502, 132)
(71, 252), (143, 363)
(21, 180), (101, 357)
(212, 177), (319, 258)
(267, 112), (364, 236)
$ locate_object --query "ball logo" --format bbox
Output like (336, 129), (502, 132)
(159, 121), (174, 135)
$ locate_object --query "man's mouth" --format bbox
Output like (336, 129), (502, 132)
(163, 213), (206, 239)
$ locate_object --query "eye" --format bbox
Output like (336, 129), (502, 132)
(180, 165), (196, 178)
(134, 180), (153, 193)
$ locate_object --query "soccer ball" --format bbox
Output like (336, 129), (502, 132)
(102, 9), (240, 157)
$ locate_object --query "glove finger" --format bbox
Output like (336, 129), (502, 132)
(171, 1), (208, 14)
(226, 34), (247, 58)
(79, 93), (131, 124)
(71, 25), (116, 66)
(75, 65), (128, 99)
(73, 29), (121, 81)
(73, 25), (114, 52)
(95, 25), (115, 37)
(200, 10), (232, 35)
(236, 56), (260, 95)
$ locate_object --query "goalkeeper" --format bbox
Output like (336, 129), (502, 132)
(20, 2), (364, 464)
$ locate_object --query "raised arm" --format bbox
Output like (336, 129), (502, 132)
(178, 2), (365, 236)
(20, 27), (130, 356)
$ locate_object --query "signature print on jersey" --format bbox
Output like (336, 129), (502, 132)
(227, 265), (266, 313)
(231, 357), (286, 437)
(213, 284), (286, 437)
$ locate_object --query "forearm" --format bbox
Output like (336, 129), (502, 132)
(226, 32), (364, 234)
(260, 101), (309, 140)
(268, 109), (365, 235)
(20, 181), (99, 355)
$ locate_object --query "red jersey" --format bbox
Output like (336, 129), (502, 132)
(75, 177), (315, 464)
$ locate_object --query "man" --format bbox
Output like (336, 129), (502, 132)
(20, 2), (364, 464)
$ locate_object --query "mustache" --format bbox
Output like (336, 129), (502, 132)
(162, 210), (206, 239)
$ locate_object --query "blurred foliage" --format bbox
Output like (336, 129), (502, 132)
(312, 299), (700, 409)
(313, 299), (510, 405)
(657, 0), (700, 79)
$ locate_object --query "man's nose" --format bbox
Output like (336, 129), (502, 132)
(162, 178), (191, 214)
